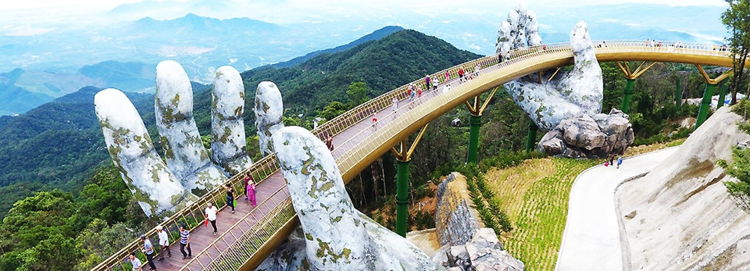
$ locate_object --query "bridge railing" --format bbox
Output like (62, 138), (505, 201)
(94, 40), (729, 270)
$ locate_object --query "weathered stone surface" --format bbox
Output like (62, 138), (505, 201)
(155, 60), (226, 195)
(210, 66), (253, 174)
(254, 81), (285, 156)
(617, 106), (750, 270)
(95, 88), (196, 217)
(539, 109), (634, 158)
(496, 6), (603, 131)
(433, 173), (524, 270)
(435, 173), (481, 246)
(260, 126), (439, 270)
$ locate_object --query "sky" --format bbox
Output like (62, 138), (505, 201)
(0, 0), (729, 27)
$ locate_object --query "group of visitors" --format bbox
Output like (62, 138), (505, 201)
(130, 173), (258, 270)
(604, 156), (624, 169)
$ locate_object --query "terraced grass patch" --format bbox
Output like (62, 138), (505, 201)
(484, 158), (597, 271)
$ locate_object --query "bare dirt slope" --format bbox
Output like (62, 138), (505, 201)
(617, 106), (750, 270)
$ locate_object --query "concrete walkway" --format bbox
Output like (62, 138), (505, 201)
(555, 147), (678, 271)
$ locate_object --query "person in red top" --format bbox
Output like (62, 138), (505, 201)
(371, 114), (378, 128)
(458, 68), (465, 82)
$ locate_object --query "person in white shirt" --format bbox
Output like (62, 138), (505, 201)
(205, 203), (218, 235)
(156, 225), (171, 260)
(130, 253), (142, 271)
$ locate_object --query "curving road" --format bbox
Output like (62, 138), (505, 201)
(556, 147), (678, 271)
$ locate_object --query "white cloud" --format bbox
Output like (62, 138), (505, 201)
(3, 26), (54, 36)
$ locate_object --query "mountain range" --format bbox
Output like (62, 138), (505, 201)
(0, 28), (478, 218)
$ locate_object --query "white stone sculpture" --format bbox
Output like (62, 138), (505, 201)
(95, 61), (270, 216)
(257, 126), (440, 271)
(254, 81), (285, 156)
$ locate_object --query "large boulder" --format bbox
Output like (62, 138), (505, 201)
(539, 109), (634, 158)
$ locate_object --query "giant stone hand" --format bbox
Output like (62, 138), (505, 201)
(497, 6), (603, 130)
(96, 61), (261, 217)
(257, 126), (440, 270)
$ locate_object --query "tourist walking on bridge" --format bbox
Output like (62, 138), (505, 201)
(156, 225), (171, 260)
(458, 67), (465, 82)
(244, 173), (257, 207)
(140, 235), (157, 270)
(129, 253), (142, 271)
(325, 135), (334, 151)
(391, 97), (398, 113)
(225, 184), (236, 214)
(205, 203), (218, 235)
(425, 75), (431, 90)
(445, 70), (451, 81)
(617, 156), (623, 169)
(178, 225), (192, 259)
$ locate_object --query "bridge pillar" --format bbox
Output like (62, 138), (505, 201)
(717, 82), (728, 109)
(675, 77), (683, 109)
(694, 65), (733, 128)
(616, 61), (657, 114)
(389, 124), (429, 237)
(525, 121), (538, 152)
(467, 115), (481, 163)
(621, 78), (636, 113)
(465, 87), (500, 164)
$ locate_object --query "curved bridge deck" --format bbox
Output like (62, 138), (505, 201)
(94, 41), (741, 271)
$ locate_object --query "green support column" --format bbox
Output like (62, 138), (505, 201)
(675, 77), (683, 108)
(467, 114), (482, 164)
(395, 160), (410, 237)
(621, 78), (636, 113)
(525, 122), (538, 152)
(695, 83), (717, 128)
(717, 83), (728, 109)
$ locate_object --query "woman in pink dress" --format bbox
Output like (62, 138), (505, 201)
(244, 173), (257, 207)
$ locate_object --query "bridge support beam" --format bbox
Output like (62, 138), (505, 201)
(616, 61), (657, 114)
(695, 65), (733, 128)
(717, 82), (728, 109)
(525, 121), (538, 152)
(465, 87), (499, 164)
(390, 124), (429, 237)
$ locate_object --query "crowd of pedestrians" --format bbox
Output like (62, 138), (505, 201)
(129, 176), (258, 270)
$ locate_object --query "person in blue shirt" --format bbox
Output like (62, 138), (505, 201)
(617, 156), (623, 169)
(141, 235), (157, 270)
(179, 225), (192, 259)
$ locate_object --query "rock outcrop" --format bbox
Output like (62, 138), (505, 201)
(257, 126), (439, 271)
(154, 60), (226, 195)
(617, 106), (750, 270)
(211, 66), (253, 174)
(539, 109), (634, 158)
(94, 89), (196, 217)
(432, 173), (524, 271)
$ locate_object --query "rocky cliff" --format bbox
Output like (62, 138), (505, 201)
(617, 106), (750, 270)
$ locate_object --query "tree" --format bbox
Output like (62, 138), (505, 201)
(318, 101), (349, 121)
(722, 0), (750, 104)
(346, 82), (370, 107)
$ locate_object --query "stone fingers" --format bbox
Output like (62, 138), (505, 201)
(211, 66), (253, 174)
(254, 81), (284, 156)
(272, 127), (371, 270)
(559, 21), (603, 115)
(155, 60), (226, 195)
(95, 89), (197, 217)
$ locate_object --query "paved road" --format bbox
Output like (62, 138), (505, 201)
(555, 147), (678, 271)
